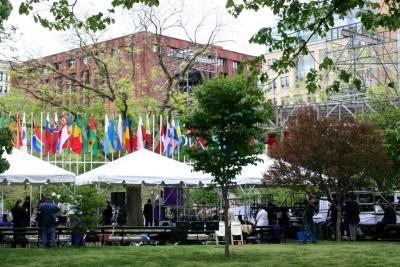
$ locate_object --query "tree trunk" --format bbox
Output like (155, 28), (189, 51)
(222, 187), (230, 257)
(126, 185), (143, 226)
(336, 204), (342, 241)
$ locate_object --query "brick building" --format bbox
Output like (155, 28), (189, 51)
(18, 32), (255, 108)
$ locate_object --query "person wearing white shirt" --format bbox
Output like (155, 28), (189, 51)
(256, 206), (269, 226)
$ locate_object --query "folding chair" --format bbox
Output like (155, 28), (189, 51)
(231, 221), (243, 245)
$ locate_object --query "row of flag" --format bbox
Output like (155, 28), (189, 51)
(1, 112), (206, 158)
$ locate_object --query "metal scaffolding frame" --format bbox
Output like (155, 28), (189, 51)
(323, 22), (399, 94)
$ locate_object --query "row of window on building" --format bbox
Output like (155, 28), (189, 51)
(271, 94), (317, 106)
(52, 56), (89, 71)
(268, 76), (290, 91)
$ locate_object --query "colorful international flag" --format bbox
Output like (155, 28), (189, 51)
(136, 115), (144, 150)
(44, 113), (52, 155)
(59, 114), (69, 152)
(52, 113), (60, 154)
(145, 114), (151, 150)
(123, 115), (131, 153)
(32, 117), (42, 154)
(88, 114), (98, 156)
(116, 114), (123, 153)
(21, 113), (27, 152)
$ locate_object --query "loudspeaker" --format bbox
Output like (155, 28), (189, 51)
(111, 192), (126, 207)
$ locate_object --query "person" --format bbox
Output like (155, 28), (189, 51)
(116, 206), (127, 226)
(39, 197), (60, 247)
(266, 202), (276, 226)
(347, 194), (360, 241)
(303, 196), (317, 244)
(11, 199), (30, 248)
(143, 199), (153, 226)
(22, 196), (31, 214)
(102, 201), (113, 225)
(255, 205), (268, 226)
(0, 214), (12, 227)
(376, 201), (397, 240)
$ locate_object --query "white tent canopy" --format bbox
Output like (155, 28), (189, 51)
(234, 154), (275, 185)
(75, 149), (212, 186)
(0, 148), (75, 184)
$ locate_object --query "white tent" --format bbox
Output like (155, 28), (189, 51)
(75, 149), (212, 186)
(0, 148), (75, 184)
(234, 154), (275, 185)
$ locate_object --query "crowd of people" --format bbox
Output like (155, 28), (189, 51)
(0, 195), (60, 248)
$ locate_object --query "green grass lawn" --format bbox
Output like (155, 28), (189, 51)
(0, 242), (399, 267)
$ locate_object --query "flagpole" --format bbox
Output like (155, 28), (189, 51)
(76, 154), (79, 175)
(30, 112), (33, 156)
(166, 115), (169, 158)
(83, 154), (86, 173)
(159, 115), (162, 155)
(40, 112), (43, 160)
(54, 112), (57, 166)
(152, 113), (155, 152)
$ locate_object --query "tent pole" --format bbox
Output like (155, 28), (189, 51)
(29, 185), (32, 226)
(152, 186), (155, 227)
(1, 186), (3, 215)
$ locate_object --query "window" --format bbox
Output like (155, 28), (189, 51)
(3, 86), (7, 94)
(0, 86), (2, 93)
(67, 59), (76, 68)
(82, 56), (89, 65)
(4, 73), (7, 81)
(55, 62), (63, 70)
(217, 58), (227, 66)
(319, 48), (328, 63)
(296, 52), (315, 80)
(281, 96), (290, 106)
(0, 72), (3, 81)
(55, 76), (62, 94)
(280, 76), (289, 90)
(111, 48), (118, 57)
(268, 79), (277, 91)
(81, 70), (90, 84)
(307, 94), (316, 103)
(233, 61), (240, 69)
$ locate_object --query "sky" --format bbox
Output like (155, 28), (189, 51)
(2, 0), (274, 61)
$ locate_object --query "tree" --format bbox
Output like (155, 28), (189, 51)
(226, 0), (400, 92)
(365, 99), (400, 186)
(129, 0), (226, 113)
(0, 127), (13, 173)
(264, 107), (393, 241)
(186, 75), (272, 256)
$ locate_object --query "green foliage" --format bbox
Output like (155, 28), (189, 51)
(0, 127), (13, 174)
(70, 186), (105, 233)
(227, 0), (400, 94)
(0, 0), (12, 30)
(364, 100), (400, 186)
(19, 0), (159, 31)
(186, 75), (272, 185)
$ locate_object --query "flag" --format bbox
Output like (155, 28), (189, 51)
(165, 121), (171, 156)
(123, 115), (131, 153)
(67, 115), (73, 150)
(103, 114), (110, 155)
(88, 114), (98, 156)
(52, 113), (60, 154)
(0, 112), (4, 128)
(44, 113), (52, 155)
(171, 119), (180, 154)
(156, 116), (165, 154)
(16, 113), (22, 149)
(190, 128), (206, 150)
(176, 119), (182, 143)
(131, 115), (138, 151)
(70, 115), (83, 154)
(82, 115), (88, 154)
(145, 114), (151, 150)
(59, 114), (69, 152)
(21, 113), (27, 152)
(8, 113), (15, 146)
(108, 115), (116, 152)
(136, 115), (145, 150)
(116, 114), (123, 152)
(32, 117), (42, 154)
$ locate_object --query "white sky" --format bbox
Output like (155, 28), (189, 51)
(3, 0), (274, 61)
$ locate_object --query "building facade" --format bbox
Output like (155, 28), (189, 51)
(263, 8), (399, 106)
(17, 32), (254, 109)
(0, 60), (10, 95)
